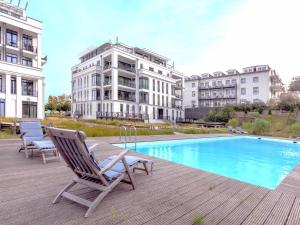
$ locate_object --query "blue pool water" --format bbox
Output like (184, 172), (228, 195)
(114, 136), (300, 189)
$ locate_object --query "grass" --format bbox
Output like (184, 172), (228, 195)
(0, 129), (17, 139)
(193, 215), (204, 224)
(176, 128), (227, 134)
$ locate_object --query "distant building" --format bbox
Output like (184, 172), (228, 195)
(71, 41), (185, 122)
(0, 1), (46, 119)
(184, 65), (284, 110)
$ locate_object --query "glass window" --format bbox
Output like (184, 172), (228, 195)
(157, 81), (160, 92)
(11, 77), (16, 94)
(6, 29), (18, 47)
(149, 67), (154, 72)
(0, 75), (3, 92)
(140, 63), (143, 69)
(23, 34), (33, 52)
(22, 101), (37, 118)
(152, 79), (155, 91)
(192, 83), (195, 87)
(6, 53), (17, 64)
(192, 91), (196, 97)
(91, 73), (101, 86)
(139, 78), (149, 89)
(22, 57), (32, 67)
(162, 82), (164, 93)
(166, 83), (169, 94)
(158, 70), (162, 75)
(22, 79), (34, 96)
(241, 78), (246, 84)
(231, 79), (237, 84)
(253, 76), (259, 83)
(241, 88), (246, 95)
(92, 88), (101, 100)
(226, 80), (230, 85)
(153, 94), (155, 105)
(0, 99), (5, 116)
(253, 87), (259, 95)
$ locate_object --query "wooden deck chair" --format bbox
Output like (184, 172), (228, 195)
(46, 127), (136, 218)
(19, 120), (59, 164)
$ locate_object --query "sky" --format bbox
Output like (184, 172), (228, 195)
(23, 0), (300, 100)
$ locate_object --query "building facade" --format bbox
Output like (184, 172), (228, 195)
(184, 65), (284, 109)
(71, 42), (185, 122)
(0, 1), (46, 119)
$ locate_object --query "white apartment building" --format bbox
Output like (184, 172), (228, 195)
(0, 1), (46, 119)
(71, 41), (185, 122)
(184, 65), (284, 108)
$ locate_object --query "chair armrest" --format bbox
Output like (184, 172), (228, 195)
(88, 143), (99, 159)
(99, 150), (128, 175)
(20, 132), (26, 138)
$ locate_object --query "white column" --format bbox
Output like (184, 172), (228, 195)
(37, 78), (44, 119)
(16, 76), (22, 118)
(111, 52), (118, 101)
(37, 34), (42, 68)
(5, 74), (11, 116)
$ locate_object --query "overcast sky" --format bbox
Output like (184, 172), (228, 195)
(24, 0), (300, 99)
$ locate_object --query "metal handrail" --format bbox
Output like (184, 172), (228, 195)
(119, 125), (137, 151)
(128, 125), (137, 151)
(119, 126), (127, 148)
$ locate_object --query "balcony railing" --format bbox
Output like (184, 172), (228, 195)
(118, 79), (136, 88)
(7, 42), (18, 48)
(103, 64), (111, 70)
(104, 95), (111, 100)
(22, 91), (38, 97)
(118, 64), (136, 73)
(103, 80), (112, 85)
(23, 44), (37, 53)
(199, 95), (236, 100)
(118, 95), (136, 102)
(199, 84), (237, 90)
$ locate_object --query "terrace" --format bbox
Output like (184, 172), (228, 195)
(2, 134), (300, 225)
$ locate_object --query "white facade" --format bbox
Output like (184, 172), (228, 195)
(0, 1), (46, 119)
(71, 42), (185, 122)
(184, 65), (284, 108)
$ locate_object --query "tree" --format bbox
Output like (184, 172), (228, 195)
(277, 93), (299, 111)
(289, 76), (300, 91)
(45, 94), (71, 112)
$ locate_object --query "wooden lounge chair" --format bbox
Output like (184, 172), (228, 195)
(46, 127), (137, 217)
(19, 120), (59, 164)
(236, 127), (248, 134)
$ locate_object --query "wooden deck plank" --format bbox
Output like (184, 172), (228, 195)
(264, 193), (296, 225)
(286, 197), (300, 225)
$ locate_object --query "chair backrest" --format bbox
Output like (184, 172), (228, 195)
(46, 127), (101, 180)
(20, 120), (44, 138)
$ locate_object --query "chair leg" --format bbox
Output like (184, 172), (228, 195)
(84, 190), (110, 218)
(24, 146), (29, 159)
(42, 152), (46, 164)
(53, 181), (76, 204)
(143, 162), (149, 175)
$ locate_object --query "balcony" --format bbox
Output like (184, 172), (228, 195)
(118, 79), (136, 88)
(103, 95), (111, 100)
(199, 95), (236, 100)
(22, 90), (38, 97)
(103, 80), (112, 86)
(23, 44), (37, 53)
(118, 95), (136, 102)
(118, 61), (136, 73)
(6, 41), (18, 48)
(103, 64), (112, 70)
(199, 84), (237, 90)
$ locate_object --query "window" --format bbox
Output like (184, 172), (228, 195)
(139, 78), (149, 89)
(192, 91), (196, 97)
(153, 107), (155, 119)
(92, 88), (101, 100)
(11, 77), (16, 94)
(0, 99), (5, 116)
(157, 81), (160, 92)
(22, 57), (32, 67)
(149, 67), (154, 72)
(6, 29), (18, 47)
(140, 63), (143, 69)
(23, 34), (33, 52)
(226, 80), (230, 85)
(231, 79), (237, 84)
(212, 81), (216, 87)
(6, 53), (17, 64)
(205, 82), (209, 87)
(253, 87), (259, 95)
(22, 101), (37, 118)
(241, 88), (246, 95)
(241, 78), (246, 84)
(92, 73), (101, 86)
(152, 79), (155, 91)
(192, 100), (196, 108)
(162, 82), (164, 93)
(0, 75), (3, 92)
(192, 83), (195, 88)
(217, 81), (222, 86)
(158, 70), (162, 75)
(22, 79), (34, 96)
(166, 83), (169, 94)
(157, 95), (160, 106)
(162, 96), (164, 106)
(253, 76), (259, 83)
(153, 94), (155, 105)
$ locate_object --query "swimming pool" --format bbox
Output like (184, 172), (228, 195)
(114, 136), (300, 189)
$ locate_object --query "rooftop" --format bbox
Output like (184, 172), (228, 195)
(2, 134), (300, 225)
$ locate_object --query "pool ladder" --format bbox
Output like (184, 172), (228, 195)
(119, 125), (137, 151)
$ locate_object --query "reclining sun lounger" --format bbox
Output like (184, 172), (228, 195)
(47, 127), (152, 217)
(19, 120), (59, 164)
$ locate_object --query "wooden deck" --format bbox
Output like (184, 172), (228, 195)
(1, 134), (300, 225)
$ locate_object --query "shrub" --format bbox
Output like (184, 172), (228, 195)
(193, 215), (204, 225)
(228, 118), (238, 127)
(204, 107), (233, 123)
(268, 109), (272, 115)
(252, 118), (270, 135)
(241, 122), (252, 131)
(288, 122), (300, 132)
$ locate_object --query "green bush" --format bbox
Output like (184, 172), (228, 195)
(252, 118), (270, 135)
(204, 107), (233, 123)
(288, 122), (300, 132)
(228, 118), (238, 127)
